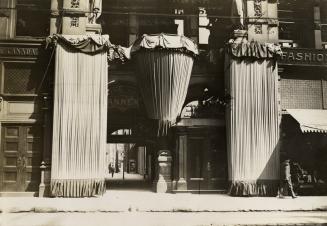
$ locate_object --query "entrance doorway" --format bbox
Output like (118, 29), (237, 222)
(0, 124), (42, 192)
(105, 129), (153, 191)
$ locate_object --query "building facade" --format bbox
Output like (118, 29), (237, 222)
(0, 0), (326, 197)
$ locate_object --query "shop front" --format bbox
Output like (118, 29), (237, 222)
(279, 47), (327, 195)
(0, 39), (51, 196)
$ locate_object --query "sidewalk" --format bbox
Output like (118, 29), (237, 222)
(1, 190), (327, 213)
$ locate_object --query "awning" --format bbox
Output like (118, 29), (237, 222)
(287, 109), (327, 133)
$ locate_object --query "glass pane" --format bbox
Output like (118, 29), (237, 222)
(4, 63), (43, 94)
(4, 172), (17, 181)
(5, 127), (19, 137)
(5, 157), (17, 166)
(5, 142), (18, 151)
(16, 0), (50, 37)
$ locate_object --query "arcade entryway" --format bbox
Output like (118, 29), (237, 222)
(106, 129), (155, 191)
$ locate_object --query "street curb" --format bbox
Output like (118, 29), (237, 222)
(2, 208), (327, 214)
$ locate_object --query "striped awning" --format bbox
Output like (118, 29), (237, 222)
(287, 109), (327, 133)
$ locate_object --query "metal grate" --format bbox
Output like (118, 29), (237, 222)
(281, 79), (323, 109)
(4, 63), (42, 94)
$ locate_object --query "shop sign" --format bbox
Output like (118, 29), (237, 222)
(0, 47), (39, 56)
(108, 84), (140, 112)
(279, 48), (327, 66)
(108, 96), (139, 111)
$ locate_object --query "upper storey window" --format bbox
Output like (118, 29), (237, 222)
(278, 0), (315, 48)
(16, 0), (50, 37)
(321, 0), (327, 47)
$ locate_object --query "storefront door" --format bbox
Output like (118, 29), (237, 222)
(0, 124), (42, 192)
(186, 128), (227, 191)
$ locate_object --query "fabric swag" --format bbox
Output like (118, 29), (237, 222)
(225, 41), (281, 196)
(50, 36), (108, 197)
(131, 34), (198, 135)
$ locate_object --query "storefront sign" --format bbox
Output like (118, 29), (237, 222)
(108, 96), (139, 111)
(0, 47), (39, 56)
(108, 84), (140, 112)
(279, 48), (327, 66)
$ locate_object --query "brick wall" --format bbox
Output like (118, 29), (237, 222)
(280, 78), (324, 109)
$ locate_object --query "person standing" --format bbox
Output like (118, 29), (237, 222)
(277, 159), (298, 198)
(109, 163), (114, 178)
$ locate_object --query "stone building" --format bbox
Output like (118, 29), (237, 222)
(0, 0), (326, 197)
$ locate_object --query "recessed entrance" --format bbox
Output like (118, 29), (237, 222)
(105, 129), (154, 191)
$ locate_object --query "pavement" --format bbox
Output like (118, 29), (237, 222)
(1, 173), (327, 225)
(1, 190), (327, 213)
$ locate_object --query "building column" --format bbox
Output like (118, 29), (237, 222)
(0, 0), (16, 39)
(50, 0), (60, 34)
(129, 13), (138, 45)
(153, 136), (172, 193)
(246, 0), (278, 43)
(39, 94), (52, 197)
(176, 128), (187, 190)
(61, 0), (87, 35)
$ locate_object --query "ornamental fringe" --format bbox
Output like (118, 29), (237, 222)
(228, 180), (279, 197)
(50, 179), (106, 197)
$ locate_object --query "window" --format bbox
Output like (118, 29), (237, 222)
(321, 0), (327, 44)
(16, 0), (50, 37)
(3, 62), (43, 95)
(101, 14), (129, 46)
(278, 0), (315, 48)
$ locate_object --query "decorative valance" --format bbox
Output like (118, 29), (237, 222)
(226, 39), (282, 59)
(46, 34), (128, 62)
(130, 33), (199, 57)
(132, 34), (198, 135)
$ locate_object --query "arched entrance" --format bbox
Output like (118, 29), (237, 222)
(107, 81), (156, 191)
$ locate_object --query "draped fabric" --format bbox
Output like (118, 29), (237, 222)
(135, 50), (194, 135)
(225, 42), (281, 196)
(46, 34), (129, 62)
(51, 42), (108, 197)
(131, 34), (198, 56)
(132, 34), (198, 136)
(227, 39), (282, 59)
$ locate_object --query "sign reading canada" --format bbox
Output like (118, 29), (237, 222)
(0, 47), (39, 56)
(279, 48), (327, 66)
(108, 84), (140, 112)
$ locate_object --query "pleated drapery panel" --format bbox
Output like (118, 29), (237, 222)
(51, 43), (108, 197)
(225, 56), (280, 196)
(135, 50), (194, 135)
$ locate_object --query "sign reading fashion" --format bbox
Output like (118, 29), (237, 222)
(279, 48), (327, 66)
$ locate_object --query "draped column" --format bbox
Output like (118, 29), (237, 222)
(225, 40), (282, 196)
(49, 35), (109, 197)
(131, 34), (198, 193)
(131, 34), (198, 136)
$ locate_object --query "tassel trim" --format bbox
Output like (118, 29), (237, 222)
(51, 179), (106, 197)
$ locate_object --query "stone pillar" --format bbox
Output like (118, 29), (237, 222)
(62, 0), (87, 35)
(39, 94), (52, 197)
(176, 129), (187, 190)
(154, 150), (172, 193)
(153, 137), (173, 193)
(50, 0), (61, 34)
(246, 0), (278, 43)
(129, 13), (138, 45)
(0, 0), (16, 39)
